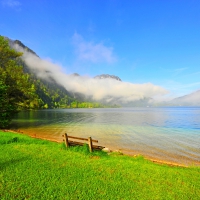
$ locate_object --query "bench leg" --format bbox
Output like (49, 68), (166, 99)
(64, 133), (69, 148)
(88, 137), (93, 152)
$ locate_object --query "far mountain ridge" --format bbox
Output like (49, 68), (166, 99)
(71, 73), (122, 81)
(94, 74), (122, 81)
(169, 90), (200, 106)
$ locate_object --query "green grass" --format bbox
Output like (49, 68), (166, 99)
(0, 131), (200, 200)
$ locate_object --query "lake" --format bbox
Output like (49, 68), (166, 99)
(11, 107), (200, 166)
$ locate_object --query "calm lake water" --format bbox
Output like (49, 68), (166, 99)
(11, 107), (200, 166)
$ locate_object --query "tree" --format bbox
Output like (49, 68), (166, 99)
(0, 36), (36, 128)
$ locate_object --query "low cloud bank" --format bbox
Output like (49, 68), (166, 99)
(14, 44), (168, 103)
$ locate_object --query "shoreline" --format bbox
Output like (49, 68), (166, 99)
(2, 129), (200, 167)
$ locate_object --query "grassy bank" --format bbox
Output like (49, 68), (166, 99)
(0, 131), (200, 199)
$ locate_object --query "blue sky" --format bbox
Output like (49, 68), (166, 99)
(1, 0), (200, 99)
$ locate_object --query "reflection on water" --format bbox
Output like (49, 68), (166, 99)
(11, 107), (200, 166)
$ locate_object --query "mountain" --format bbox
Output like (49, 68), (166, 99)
(94, 74), (122, 81)
(169, 90), (200, 106)
(71, 73), (80, 77)
(7, 38), (38, 56)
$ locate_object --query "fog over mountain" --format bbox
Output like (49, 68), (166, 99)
(9, 40), (169, 105)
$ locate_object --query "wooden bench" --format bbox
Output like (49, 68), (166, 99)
(62, 133), (105, 152)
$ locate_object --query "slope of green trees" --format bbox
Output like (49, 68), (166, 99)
(0, 36), (38, 127)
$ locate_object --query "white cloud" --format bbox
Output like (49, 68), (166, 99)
(72, 33), (117, 64)
(1, 0), (21, 8)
